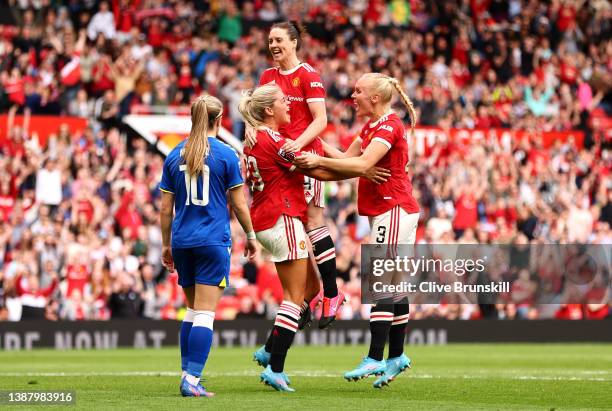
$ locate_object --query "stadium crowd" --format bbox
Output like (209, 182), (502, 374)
(0, 0), (610, 322)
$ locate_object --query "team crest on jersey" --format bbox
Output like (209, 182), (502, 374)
(292, 77), (300, 87)
(299, 240), (306, 250)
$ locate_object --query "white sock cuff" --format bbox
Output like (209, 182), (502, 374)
(184, 308), (195, 323)
(307, 226), (330, 243)
(280, 300), (302, 313)
(193, 310), (215, 329)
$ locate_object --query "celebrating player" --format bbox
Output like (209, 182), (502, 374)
(295, 73), (420, 388)
(160, 95), (257, 397)
(249, 21), (345, 329)
(239, 84), (388, 392)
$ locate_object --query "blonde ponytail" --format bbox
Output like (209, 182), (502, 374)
(388, 77), (417, 134)
(238, 85), (280, 128)
(184, 95), (223, 176)
(362, 72), (418, 134)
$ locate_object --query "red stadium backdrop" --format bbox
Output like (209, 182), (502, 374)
(412, 127), (584, 157)
(0, 115), (88, 148)
(0, 115), (585, 160)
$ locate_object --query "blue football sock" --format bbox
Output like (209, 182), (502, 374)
(180, 308), (195, 372)
(186, 310), (215, 379)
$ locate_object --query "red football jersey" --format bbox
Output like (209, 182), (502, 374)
(357, 112), (420, 216)
(243, 128), (307, 231)
(259, 63), (326, 154)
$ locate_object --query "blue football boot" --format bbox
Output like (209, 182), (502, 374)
(373, 353), (411, 388)
(260, 366), (295, 392)
(180, 377), (214, 397)
(344, 357), (386, 381)
(253, 345), (271, 368)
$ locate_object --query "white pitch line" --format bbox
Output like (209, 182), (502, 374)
(0, 371), (610, 382)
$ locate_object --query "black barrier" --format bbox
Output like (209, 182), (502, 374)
(1, 320), (611, 350)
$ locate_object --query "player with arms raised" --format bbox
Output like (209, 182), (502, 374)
(252, 21), (345, 328)
(159, 95), (257, 397)
(295, 73), (420, 388)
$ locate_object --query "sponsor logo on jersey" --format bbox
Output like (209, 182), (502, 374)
(292, 77), (300, 87)
(310, 81), (324, 89)
(287, 95), (304, 102)
(380, 125), (394, 132)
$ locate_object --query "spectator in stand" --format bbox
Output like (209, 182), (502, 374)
(217, 1), (242, 45)
(35, 158), (62, 208)
(14, 269), (58, 320)
(87, 1), (116, 41)
(108, 271), (142, 319)
(68, 89), (95, 118)
(0, 0), (610, 322)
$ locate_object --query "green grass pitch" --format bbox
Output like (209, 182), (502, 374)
(1, 344), (611, 410)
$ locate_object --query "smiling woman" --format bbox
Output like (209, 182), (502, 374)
(294, 73), (420, 387)
(253, 20), (348, 333)
(239, 84), (391, 392)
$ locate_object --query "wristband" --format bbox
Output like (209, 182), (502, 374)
(246, 231), (256, 240)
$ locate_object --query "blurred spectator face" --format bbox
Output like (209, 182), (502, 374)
(518, 269), (530, 282)
(141, 265), (154, 282)
(240, 296), (254, 313)
(1, 180), (10, 195)
(506, 304), (517, 319)
(39, 205), (50, 218)
(77, 90), (88, 102)
(42, 260), (56, 277)
(71, 289), (83, 303)
(137, 226), (147, 241)
(226, 1), (238, 16)
(119, 272), (132, 291)
(45, 159), (57, 171)
(104, 90), (116, 103)
(122, 227), (133, 241)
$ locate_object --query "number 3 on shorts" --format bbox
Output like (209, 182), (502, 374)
(376, 225), (386, 243)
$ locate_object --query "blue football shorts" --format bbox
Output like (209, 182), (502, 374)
(172, 245), (231, 288)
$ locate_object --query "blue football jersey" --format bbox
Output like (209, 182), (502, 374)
(159, 138), (243, 248)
